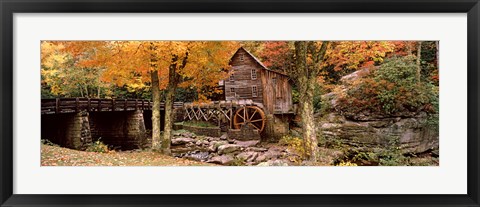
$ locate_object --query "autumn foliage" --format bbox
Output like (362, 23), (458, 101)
(40, 40), (439, 156)
(335, 56), (438, 117)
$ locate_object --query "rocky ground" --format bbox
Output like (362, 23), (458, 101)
(170, 130), (341, 166)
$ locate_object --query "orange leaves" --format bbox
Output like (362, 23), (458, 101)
(363, 60), (375, 67)
(325, 41), (395, 71)
(58, 41), (239, 100)
(259, 41), (292, 72)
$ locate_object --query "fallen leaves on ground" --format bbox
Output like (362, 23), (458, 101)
(41, 144), (216, 166)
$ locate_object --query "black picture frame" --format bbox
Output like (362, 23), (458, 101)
(1, 0), (479, 206)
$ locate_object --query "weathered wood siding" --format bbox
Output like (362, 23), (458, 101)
(224, 47), (293, 115)
(261, 70), (292, 114)
(225, 49), (264, 103)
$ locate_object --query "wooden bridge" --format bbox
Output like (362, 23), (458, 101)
(41, 98), (184, 150)
(41, 98), (184, 114)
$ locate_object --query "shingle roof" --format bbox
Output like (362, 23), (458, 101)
(233, 47), (289, 77)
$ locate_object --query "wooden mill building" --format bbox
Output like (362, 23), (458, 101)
(221, 47), (293, 115)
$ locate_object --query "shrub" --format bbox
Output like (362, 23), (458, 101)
(41, 139), (59, 147)
(230, 157), (246, 166)
(336, 161), (358, 166)
(279, 135), (306, 163)
(86, 139), (110, 153)
(336, 56), (438, 116)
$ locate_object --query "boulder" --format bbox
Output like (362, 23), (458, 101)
(195, 140), (209, 146)
(257, 160), (289, 166)
(207, 155), (234, 165)
(248, 147), (268, 152)
(185, 151), (209, 161)
(171, 137), (195, 145)
(208, 144), (217, 152)
(236, 151), (258, 162)
(220, 133), (228, 140)
(207, 137), (220, 142)
(255, 149), (283, 162)
(171, 147), (195, 154)
(217, 144), (241, 154)
(208, 141), (229, 152)
(234, 140), (260, 148)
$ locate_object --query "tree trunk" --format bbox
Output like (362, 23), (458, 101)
(161, 52), (188, 154)
(294, 41), (319, 162)
(97, 84), (101, 98)
(161, 64), (178, 155)
(79, 85), (84, 97)
(150, 70), (161, 150)
(85, 86), (89, 98)
(407, 42), (413, 56)
(435, 41), (439, 70)
(416, 41), (423, 82)
(97, 77), (101, 98)
(300, 78), (318, 162)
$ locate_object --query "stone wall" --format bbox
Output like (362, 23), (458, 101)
(182, 124), (222, 137)
(227, 124), (261, 140)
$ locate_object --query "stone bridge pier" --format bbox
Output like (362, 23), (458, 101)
(41, 111), (92, 149)
(41, 110), (147, 150)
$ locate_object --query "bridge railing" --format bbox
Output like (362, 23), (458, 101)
(41, 98), (184, 114)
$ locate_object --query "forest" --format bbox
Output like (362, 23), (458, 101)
(41, 41), (439, 166)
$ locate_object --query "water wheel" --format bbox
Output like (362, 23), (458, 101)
(233, 106), (266, 132)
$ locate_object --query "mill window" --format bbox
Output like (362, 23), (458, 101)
(251, 69), (257, 80)
(252, 86), (258, 97)
(229, 74), (234, 82)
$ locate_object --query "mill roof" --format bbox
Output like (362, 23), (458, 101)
(232, 47), (289, 77)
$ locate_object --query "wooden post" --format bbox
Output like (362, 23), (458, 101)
(98, 99), (102, 111)
(135, 99), (138, 110)
(87, 98), (91, 112)
(55, 98), (60, 114)
(112, 99), (115, 111)
(75, 98), (79, 113)
(124, 99), (128, 111)
(141, 100), (144, 110)
(229, 108), (233, 129)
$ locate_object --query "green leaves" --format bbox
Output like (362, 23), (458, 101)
(337, 56), (439, 116)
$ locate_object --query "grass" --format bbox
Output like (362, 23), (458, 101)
(182, 121), (217, 128)
(41, 144), (216, 166)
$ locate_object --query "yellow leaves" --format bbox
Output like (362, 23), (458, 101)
(41, 42), (67, 68)
(126, 78), (149, 93)
(42, 40), (241, 101)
